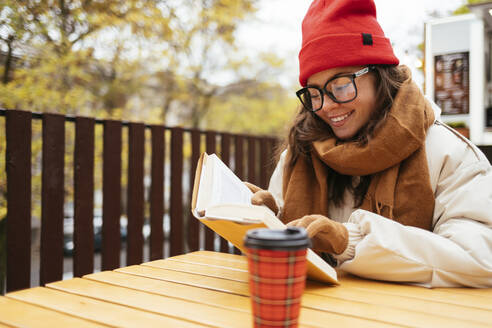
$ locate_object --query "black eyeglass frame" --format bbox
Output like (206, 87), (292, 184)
(296, 66), (375, 112)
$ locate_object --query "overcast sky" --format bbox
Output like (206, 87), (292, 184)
(236, 0), (467, 89)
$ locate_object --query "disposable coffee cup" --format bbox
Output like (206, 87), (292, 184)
(244, 227), (311, 328)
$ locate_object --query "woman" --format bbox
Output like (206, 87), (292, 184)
(247, 0), (492, 287)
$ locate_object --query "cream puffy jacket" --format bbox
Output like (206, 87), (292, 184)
(268, 107), (492, 288)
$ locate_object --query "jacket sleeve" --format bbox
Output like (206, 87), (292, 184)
(340, 124), (492, 288)
(339, 209), (492, 288)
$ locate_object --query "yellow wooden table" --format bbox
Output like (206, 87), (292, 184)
(1, 251), (491, 327)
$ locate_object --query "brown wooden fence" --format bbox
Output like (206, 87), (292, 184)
(3, 108), (492, 295)
(1, 109), (279, 293)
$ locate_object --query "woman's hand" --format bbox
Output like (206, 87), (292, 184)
(244, 182), (279, 215)
(287, 214), (348, 255)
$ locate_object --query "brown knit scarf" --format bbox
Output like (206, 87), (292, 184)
(281, 68), (435, 231)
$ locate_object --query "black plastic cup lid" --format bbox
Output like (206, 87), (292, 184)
(244, 227), (311, 251)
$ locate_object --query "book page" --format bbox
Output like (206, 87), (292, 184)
(209, 154), (253, 206)
(205, 203), (271, 223)
(195, 153), (253, 214)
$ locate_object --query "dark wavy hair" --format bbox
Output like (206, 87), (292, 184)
(282, 64), (407, 207)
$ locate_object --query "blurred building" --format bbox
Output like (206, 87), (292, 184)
(424, 1), (492, 145)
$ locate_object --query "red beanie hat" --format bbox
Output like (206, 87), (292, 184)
(299, 0), (399, 86)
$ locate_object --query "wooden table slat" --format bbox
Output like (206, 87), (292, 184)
(122, 262), (485, 328)
(193, 250), (247, 262)
(337, 276), (492, 311)
(174, 252), (492, 316)
(5, 250), (492, 328)
(84, 271), (397, 328)
(7, 287), (205, 328)
(300, 292), (489, 328)
(170, 253), (248, 271)
(144, 253), (492, 327)
(85, 270), (250, 312)
(0, 296), (106, 327)
(437, 287), (492, 298)
(116, 264), (249, 296)
(47, 278), (253, 328)
(143, 259), (248, 282)
(303, 284), (492, 325)
(181, 251), (492, 310)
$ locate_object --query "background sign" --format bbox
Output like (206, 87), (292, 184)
(434, 52), (469, 114)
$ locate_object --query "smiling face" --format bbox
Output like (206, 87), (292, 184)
(307, 65), (378, 140)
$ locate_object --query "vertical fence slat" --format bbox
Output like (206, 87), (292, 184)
(40, 113), (65, 285)
(259, 137), (269, 190)
(127, 123), (145, 265)
(219, 133), (231, 253)
(170, 127), (183, 256)
(6, 110), (31, 292)
(233, 135), (244, 254)
(188, 130), (201, 252)
(150, 125), (164, 260)
(234, 135), (244, 180)
(221, 133), (231, 167)
(204, 131), (217, 251)
(74, 117), (95, 277)
(248, 137), (257, 185)
(102, 120), (122, 270)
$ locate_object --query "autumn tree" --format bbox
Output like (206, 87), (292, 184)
(205, 80), (298, 135)
(148, 0), (263, 127)
(203, 50), (298, 135)
(0, 0), (174, 116)
(0, 0), (287, 128)
(453, 0), (492, 14)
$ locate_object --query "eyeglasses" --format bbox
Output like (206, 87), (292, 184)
(296, 66), (375, 112)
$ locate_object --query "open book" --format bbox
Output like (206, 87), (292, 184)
(191, 152), (338, 285)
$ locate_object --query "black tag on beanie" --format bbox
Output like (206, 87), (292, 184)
(362, 33), (373, 45)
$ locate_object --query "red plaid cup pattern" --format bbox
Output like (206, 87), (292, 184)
(246, 248), (308, 328)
